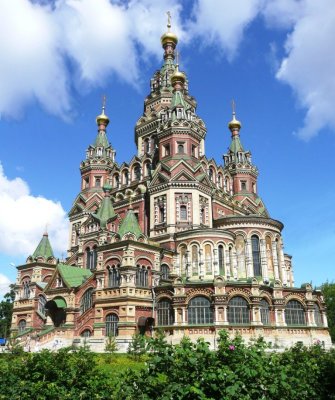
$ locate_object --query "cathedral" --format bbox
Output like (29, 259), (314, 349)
(11, 21), (331, 351)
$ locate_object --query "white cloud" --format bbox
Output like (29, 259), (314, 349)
(0, 163), (68, 258)
(0, 273), (11, 297)
(188, 0), (264, 60)
(269, 0), (335, 139)
(0, 0), (185, 119)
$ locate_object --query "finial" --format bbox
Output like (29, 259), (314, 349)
(96, 94), (110, 127)
(175, 51), (180, 69)
(44, 223), (48, 236)
(102, 94), (106, 114)
(228, 99), (242, 133)
(167, 11), (171, 30)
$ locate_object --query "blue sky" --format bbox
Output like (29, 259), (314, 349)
(0, 0), (334, 296)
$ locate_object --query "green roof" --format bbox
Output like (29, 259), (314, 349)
(32, 233), (54, 259)
(57, 264), (92, 287)
(118, 209), (143, 239)
(94, 131), (110, 148)
(92, 185), (116, 228)
(229, 135), (244, 154)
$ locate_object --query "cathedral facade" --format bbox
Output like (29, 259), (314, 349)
(11, 24), (331, 351)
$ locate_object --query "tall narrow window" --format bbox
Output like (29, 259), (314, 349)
(108, 266), (120, 287)
(260, 299), (270, 325)
(92, 247), (97, 270)
(157, 299), (174, 326)
(188, 296), (213, 325)
(161, 264), (170, 280)
(134, 166), (141, 181)
(95, 177), (101, 187)
(251, 235), (261, 276)
(314, 304), (323, 327)
(159, 205), (165, 223)
(144, 138), (150, 153)
(136, 266), (148, 287)
(227, 296), (250, 324)
(285, 300), (306, 326)
(80, 288), (93, 314)
(22, 281), (30, 299)
(179, 246), (187, 276)
(191, 245), (199, 275)
(38, 295), (47, 316)
(86, 248), (91, 269)
(218, 245), (224, 275)
(105, 314), (118, 336)
(180, 205), (187, 220)
(241, 180), (247, 191)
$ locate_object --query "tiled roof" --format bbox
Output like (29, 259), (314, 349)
(57, 264), (92, 287)
(32, 233), (54, 259)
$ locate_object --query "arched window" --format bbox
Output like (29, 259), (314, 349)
(38, 295), (47, 316)
(265, 236), (274, 278)
(251, 235), (261, 276)
(80, 288), (93, 315)
(180, 205), (187, 220)
(204, 244), (212, 274)
(22, 280), (30, 299)
(133, 165), (141, 181)
(285, 300), (306, 326)
(85, 247), (91, 269)
(92, 246), (97, 270)
(136, 266), (148, 287)
(188, 296), (213, 325)
(108, 266), (120, 287)
(314, 304), (323, 327)
(123, 171), (129, 185)
(114, 174), (119, 188)
(227, 296), (250, 324)
(161, 264), (170, 280)
(106, 314), (118, 337)
(208, 168), (213, 181)
(157, 299), (174, 326)
(144, 138), (150, 153)
(191, 245), (199, 276)
(179, 245), (187, 275)
(218, 245), (224, 275)
(260, 299), (270, 325)
(144, 163), (150, 177)
(81, 329), (91, 337)
(18, 319), (26, 333)
(159, 204), (165, 223)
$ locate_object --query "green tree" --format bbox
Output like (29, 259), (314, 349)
(105, 335), (118, 363)
(127, 333), (147, 361)
(322, 281), (335, 342)
(0, 284), (15, 338)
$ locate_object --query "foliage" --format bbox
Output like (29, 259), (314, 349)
(0, 332), (334, 399)
(104, 335), (118, 363)
(127, 333), (148, 361)
(114, 330), (335, 400)
(0, 284), (15, 338)
(322, 281), (335, 342)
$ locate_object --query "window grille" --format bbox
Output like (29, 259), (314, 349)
(285, 300), (306, 325)
(260, 299), (270, 325)
(157, 299), (174, 326)
(22, 281), (30, 299)
(161, 264), (170, 280)
(180, 205), (187, 220)
(18, 319), (26, 333)
(108, 266), (120, 287)
(136, 266), (149, 287)
(106, 314), (118, 336)
(251, 235), (262, 276)
(218, 245), (224, 275)
(227, 296), (250, 324)
(38, 295), (47, 316)
(80, 288), (93, 314)
(188, 296), (213, 325)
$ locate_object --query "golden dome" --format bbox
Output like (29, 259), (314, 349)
(161, 31), (178, 46)
(96, 111), (110, 126)
(228, 113), (241, 131)
(171, 61), (186, 85)
(96, 96), (110, 126)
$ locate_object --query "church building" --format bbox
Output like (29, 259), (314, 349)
(11, 21), (331, 351)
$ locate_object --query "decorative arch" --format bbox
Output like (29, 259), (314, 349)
(105, 313), (119, 337)
(188, 295), (213, 325)
(227, 296), (250, 324)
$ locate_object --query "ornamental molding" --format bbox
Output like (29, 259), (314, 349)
(156, 290), (174, 301)
(226, 287), (251, 301)
(185, 287), (213, 302)
(283, 292), (306, 304)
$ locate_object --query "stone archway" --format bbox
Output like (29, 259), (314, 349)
(45, 297), (67, 327)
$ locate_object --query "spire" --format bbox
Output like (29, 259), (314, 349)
(32, 232), (54, 259)
(96, 95), (110, 131)
(92, 183), (116, 228)
(228, 100), (244, 154)
(118, 206), (143, 239)
(161, 11), (178, 61)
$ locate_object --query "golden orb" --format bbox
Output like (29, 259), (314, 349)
(171, 69), (186, 85)
(161, 31), (178, 46)
(96, 112), (110, 126)
(228, 114), (241, 131)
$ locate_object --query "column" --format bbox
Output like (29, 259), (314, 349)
(245, 239), (253, 278)
(279, 244), (287, 285)
(260, 239), (268, 282)
(271, 241), (280, 280)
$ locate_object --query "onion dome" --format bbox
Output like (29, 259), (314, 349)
(161, 11), (178, 46)
(228, 100), (241, 132)
(96, 95), (110, 127)
(171, 65), (186, 86)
